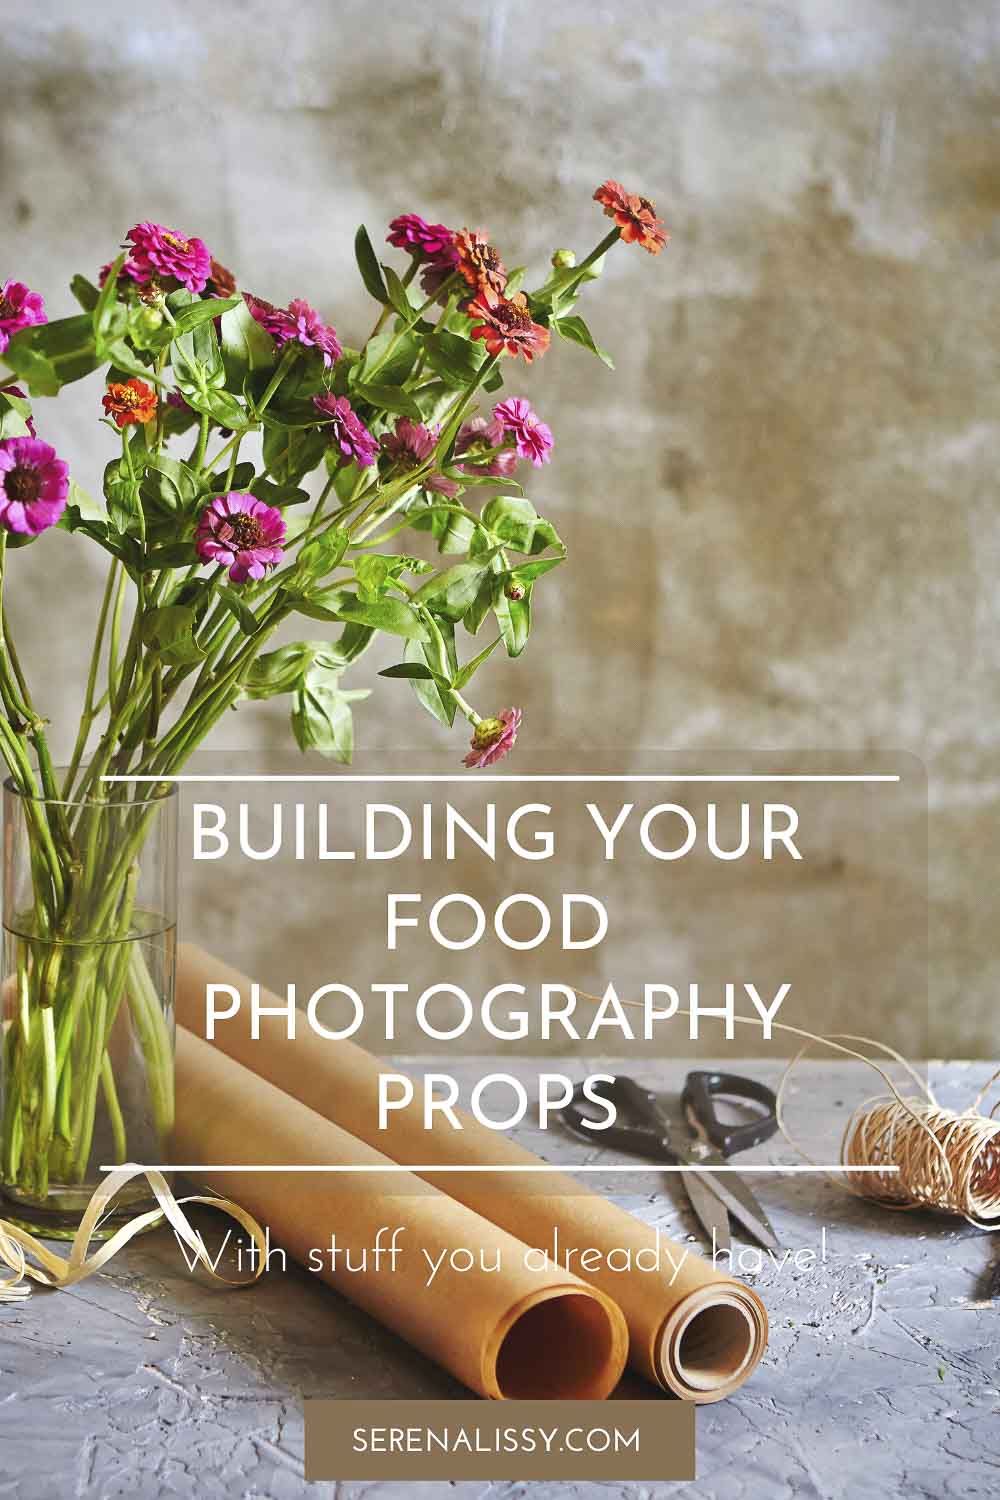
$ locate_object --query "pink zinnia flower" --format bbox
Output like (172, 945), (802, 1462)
(195, 492), (286, 583)
(387, 214), (456, 261)
(463, 708), (522, 769)
(0, 281), (46, 355)
(279, 299), (342, 367)
(493, 398), (553, 467)
(122, 222), (212, 292)
(0, 386), (35, 436)
(0, 437), (69, 536)
(380, 417), (458, 497)
(244, 292), (287, 339)
(454, 416), (518, 478)
(245, 295), (342, 368)
(312, 394), (378, 467)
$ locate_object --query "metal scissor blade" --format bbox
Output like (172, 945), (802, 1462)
(681, 1167), (731, 1254)
(683, 1159), (781, 1253)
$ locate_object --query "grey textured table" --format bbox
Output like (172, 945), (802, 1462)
(1, 1059), (997, 1500)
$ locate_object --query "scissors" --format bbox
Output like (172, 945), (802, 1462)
(560, 1071), (781, 1254)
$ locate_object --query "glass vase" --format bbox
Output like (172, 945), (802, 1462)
(0, 777), (176, 1239)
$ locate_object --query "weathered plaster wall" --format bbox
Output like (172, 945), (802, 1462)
(1, 1), (997, 1056)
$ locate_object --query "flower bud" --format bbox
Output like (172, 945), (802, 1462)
(472, 717), (504, 749)
(504, 580), (526, 601)
(551, 248), (576, 269)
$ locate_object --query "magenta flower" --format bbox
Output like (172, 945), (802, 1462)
(280, 299), (343, 366)
(195, 492), (286, 583)
(463, 707), (522, 769)
(0, 437), (69, 536)
(454, 416), (518, 478)
(387, 213), (460, 298)
(380, 417), (458, 497)
(312, 393), (378, 467)
(0, 281), (47, 355)
(493, 397), (553, 466)
(387, 214), (456, 261)
(121, 222), (212, 293)
(245, 295), (341, 367)
(0, 386), (35, 436)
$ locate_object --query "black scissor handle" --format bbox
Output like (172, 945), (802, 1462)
(560, 1076), (674, 1158)
(681, 1071), (778, 1156)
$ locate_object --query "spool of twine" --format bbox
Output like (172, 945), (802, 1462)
(841, 1092), (1000, 1227)
(572, 987), (1000, 1231)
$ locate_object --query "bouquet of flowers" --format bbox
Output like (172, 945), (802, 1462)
(0, 180), (666, 1226)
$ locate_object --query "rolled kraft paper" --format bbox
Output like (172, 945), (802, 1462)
(173, 1027), (627, 1402)
(176, 947), (768, 1402)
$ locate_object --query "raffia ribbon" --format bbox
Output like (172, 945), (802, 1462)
(0, 1163), (267, 1302)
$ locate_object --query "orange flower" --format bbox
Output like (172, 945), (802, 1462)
(593, 180), (669, 255)
(102, 377), (158, 427)
(467, 288), (550, 363)
(454, 229), (508, 296)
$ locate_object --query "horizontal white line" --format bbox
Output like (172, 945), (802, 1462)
(102, 1163), (898, 1174)
(102, 774), (902, 784)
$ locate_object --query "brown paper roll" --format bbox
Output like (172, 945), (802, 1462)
(173, 1027), (627, 1401)
(176, 946), (768, 1402)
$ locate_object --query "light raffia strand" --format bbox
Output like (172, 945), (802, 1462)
(0, 1163), (267, 1302)
(571, 989), (1000, 1231)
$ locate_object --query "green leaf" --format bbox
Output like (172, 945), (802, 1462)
(140, 604), (206, 666)
(292, 680), (370, 762)
(142, 541), (197, 570)
(173, 295), (240, 333)
(494, 582), (533, 657)
(357, 330), (418, 386)
(104, 340), (164, 386)
(93, 254), (126, 343)
(552, 313), (614, 369)
(335, 595), (428, 639)
(381, 264), (415, 320)
(422, 329), (486, 389)
(220, 298), (278, 384)
(403, 635), (455, 726)
(355, 225), (389, 305)
(217, 584), (260, 636)
(297, 526), (350, 581)
(244, 641), (324, 699)
(452, 633), (502, 689)
(378, 661), (437, 680)
(481, 494), (539, 552)
(70, 275), (100, 313)
(59, 479), (108, 533)
(0, 388), (32, 439)
(462, 569), (496, 636)
(141, 453), (200, 512)
(509, 555), (565, 583)
(412, 558), (495, 621)
(350, 380), (423, 420)
(410, 500), (477, 554)
(104, 469), (142, 534)
(4, 316), (99, 395)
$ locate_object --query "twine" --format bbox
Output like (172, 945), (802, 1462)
(571, 988), (1000, 1230)
(0, 1162), (268, 1303)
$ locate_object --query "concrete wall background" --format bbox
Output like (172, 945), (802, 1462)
(1, 1), (997, 1058)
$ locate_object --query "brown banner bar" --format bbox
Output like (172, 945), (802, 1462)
(305, 1399), (695, 1481)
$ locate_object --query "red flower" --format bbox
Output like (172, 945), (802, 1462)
(467, 289), (550, 363)
(206, 258), (237, 298)
(102, 378), (158, 428)
(593, 180), (668, 255)
(454, 229), (508, 297)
